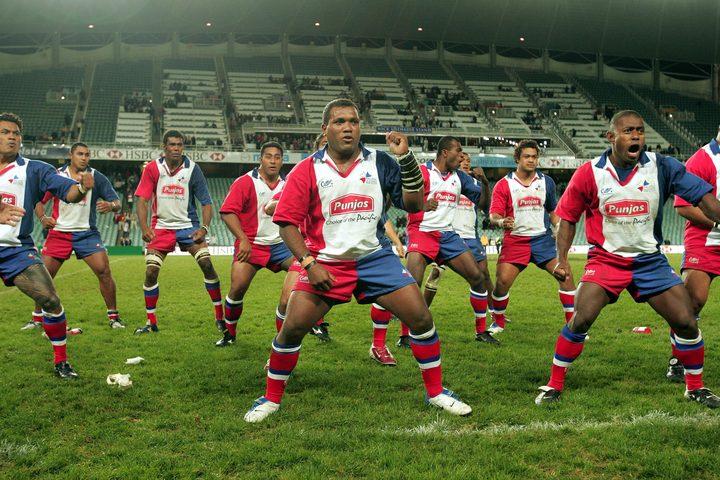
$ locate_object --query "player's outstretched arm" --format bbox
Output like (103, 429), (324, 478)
(0, 201), (25, 227)
(675, 205), (714, 229)
(694, 194), (720, 228)
(65, 172), (94, 203)
(552, 219), (576, 281)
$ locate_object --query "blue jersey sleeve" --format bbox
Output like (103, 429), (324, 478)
(458, 170), (482, 203)
(190, 166), (213, 206)
(94, 171), (119, 202)
(32, 160), (75, 203)
(543, 175), (558, 212)
(658, 154), (712, 206)
(376, 150), (405, 211)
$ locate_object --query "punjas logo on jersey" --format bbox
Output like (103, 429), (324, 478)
(604, 200), (649, 217)
(161, 184), (185, 196)
(434, 191), (457, 203)
(518, 196), (542, 208)
(458, 197), (473, 207)
(330, 194), (374, 215)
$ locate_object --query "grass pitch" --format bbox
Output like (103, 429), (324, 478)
(1, 254), (719, 479)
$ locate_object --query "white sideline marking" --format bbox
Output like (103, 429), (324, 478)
(384, 411), (720, 437)
(0, 257), (130, 297)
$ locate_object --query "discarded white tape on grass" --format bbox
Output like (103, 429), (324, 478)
(384, 411), (720, 437)
(0, 438), (38, 457)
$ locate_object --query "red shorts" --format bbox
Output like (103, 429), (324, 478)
(294, 248), (416, 304)
(147, 227), (197, 253)
(236, 241), (292, 272)
(407, 229), (468, 264)
(288, 259), (303, 273)
(498, 233), (556, 268)
(42, 229), (105, 260)
(682, 247), (720, 277)
(581, 248), (682, 303)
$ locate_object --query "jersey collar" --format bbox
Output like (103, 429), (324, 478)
(321, 147), (366, 178)
(709, 139), (720, 156)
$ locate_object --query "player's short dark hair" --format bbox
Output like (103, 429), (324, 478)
(0, 112), (23, 132)
(163, 130), (185, 144)
(513, 139), (540, 160)
(313, 133), (326, 150)
(322, 98), (359, 125)
(609, 110), (643, 133)
(70, 142), (89, 153)
(260, 141), (283, 157)
(436, 136), (460, 157)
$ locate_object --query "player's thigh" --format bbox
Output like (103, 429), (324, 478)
(495, 262), (521, 290)
(682, 269), (713, 311)
(646, 283), (697, 332)
(229, 261), (258, 294)
(571, 281), (611, 331)
(405, 252), (428, 284)
(445, 250), (482, 283)
(42, 255), (64, 277)
(280, 290), (332, 341)
(375, 283), (431, 331)
(13, 264), (60, 307)
(83, 250), (112, 276)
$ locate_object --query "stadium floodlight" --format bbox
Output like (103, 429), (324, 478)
(205, 22), (212, 27)
(314, 22), (320, 27)
(519, 36), (525, 42)
(88, 24), (94, 29)
(417, 27), (423, 31)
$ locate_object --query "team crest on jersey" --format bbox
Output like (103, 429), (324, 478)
(319, 179), (334, 189)
(604, 200), (649, 217)
(360, 172), (377, 184)
(330, 194), (374, 216)
(1, 193), (17, 205)
(161, 184), (185, 196)
(434, 191), (457, 203)
(518, 196), (542, 208)
(637, 180), (650, 192)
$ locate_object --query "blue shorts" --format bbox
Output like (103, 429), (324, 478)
(407, 229), (470, 264)
(42, 229), (106, 260)
(462, 237), (487, 262)
(148, 227), (198, 253)
(0, 246), (43, 286)
(294, 247), (417, 304)
(499, 233), (557, 269)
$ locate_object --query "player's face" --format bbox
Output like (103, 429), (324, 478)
(459, 153), (471, 173)
(70, 146), (90, 170)
(163, 136), (184, 162)
(0, 121), (22, 157)
(444, 141), (463, 171)
(516, 148), (539, 173)
(608, 115), (645, 164)
(260, 146), (283, 177)
(323, 106), (360, 157)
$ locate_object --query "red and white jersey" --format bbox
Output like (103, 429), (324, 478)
(452, 194), (478, 239)
(407, 161), (482, 233)
(674, 139), (720, 249)
(134, 156), (212, 230)
(273, 145), (406, 261)
(557, 150), (712, 258)
(220, 168), (285, 245)
(490, 172), (556, 237)
(42, 167), (118, 232)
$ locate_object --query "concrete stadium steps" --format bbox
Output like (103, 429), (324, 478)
(0, 67), (82, 138)
(634, 87), (720, 142)
(224, 56), (284, 75)
(84, 61), (153, 144)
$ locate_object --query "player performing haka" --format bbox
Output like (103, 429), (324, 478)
(244, 99), (472, 422)
(403, 137), (486, 340)
(417, 152), (497, 344)
(666, 130), (720, 382)
(29, 143), (124, 330)
(487, 140), (576, 336)
(133, 130), (223, 334)
(215, 142), (294, 347)
(536, 111), (720, 408)
(0, 112), (94, 378)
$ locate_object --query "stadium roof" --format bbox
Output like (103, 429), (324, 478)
(6, 0), (720, 65)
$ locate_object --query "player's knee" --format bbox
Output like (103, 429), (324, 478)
(38, 292), (61, 313)
(145, 252), (164, 271)
(411, 308), (433, 332)
(193, 247), (213, 269)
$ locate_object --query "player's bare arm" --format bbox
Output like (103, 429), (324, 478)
(97, 199), (120, 214)
(278, 223), (335, 291)
(553, 219), (576, 281)
(136, 196), (155, 242)
(386, 131), (424, 212)
(34, 201), (56, 229)
(0, 201), (25, 227)
(192, 204), (213, 243)
(65, 171), (94, 203)
(489, 213), (514, 230)
(692, 193), (720, 228)
(221, 213), (252, 263)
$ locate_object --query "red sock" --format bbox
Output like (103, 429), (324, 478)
(672, 331), (705, 391)
(224, 297), (243, 337)
(42, 309), (68, 364)
(490, 292), (509, 328)
(143, 284), (159, 325)
(32, 310), (43, 324)
(400, 323), (410, 337)
(410, 326), (443, 397)
(370, 303), (392, 348)
(275, 308), (285, 332)
(558, 290), (575, 323)
(547, 325), (587, 391)
(204, 278), (223, 322)
(315, 317), (324, 327)
(265, 338), (301, 403)
(470, 289), (488, 334)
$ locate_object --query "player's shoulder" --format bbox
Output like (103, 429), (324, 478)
(24, 157), (56, 174)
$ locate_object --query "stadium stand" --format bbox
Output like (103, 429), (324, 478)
(84, 61), (154, 144)
(291, 55), (352, 125)
(347, 56), (413, 128)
